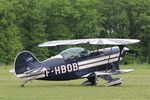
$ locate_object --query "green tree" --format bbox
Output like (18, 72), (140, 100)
(0, 0), (23, 64)
(44, 0), (73, 40)
(98, 0), (130, 38)
(66, 0), (100, 38)
(14, 0), (49, 60)
(123, 0), (150, 63)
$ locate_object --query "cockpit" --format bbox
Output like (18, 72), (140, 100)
(60, 47), (90, 61)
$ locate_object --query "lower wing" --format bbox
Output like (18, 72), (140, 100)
(81, 69), (133, 78)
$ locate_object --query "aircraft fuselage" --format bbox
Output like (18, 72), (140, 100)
(38, 46), (123, 81)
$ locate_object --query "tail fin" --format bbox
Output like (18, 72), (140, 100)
(14, 51), (41, 78)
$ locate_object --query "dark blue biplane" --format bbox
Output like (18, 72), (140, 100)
(11, 38), (140, 87)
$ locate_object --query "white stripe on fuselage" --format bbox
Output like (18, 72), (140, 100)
(79, 58), (122, 70)
(78, 53), (119, 66)
(78, 53), (121, 70)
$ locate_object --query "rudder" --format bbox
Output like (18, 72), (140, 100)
(14, 51), (41, 76)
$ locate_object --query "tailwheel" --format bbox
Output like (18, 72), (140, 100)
(21, 81), (28, 87)
(81, 77), (97, 86)
(20, 80), (31, 87)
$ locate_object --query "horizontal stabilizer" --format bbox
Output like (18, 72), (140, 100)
(16, 67), (46, 80)
(9, 69), (14, 73)
(24, 67), (46, 75)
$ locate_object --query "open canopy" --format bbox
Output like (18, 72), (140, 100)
(38, 38), (140, 47)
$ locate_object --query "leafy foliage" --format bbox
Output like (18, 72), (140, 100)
(0, 0), (149, 64)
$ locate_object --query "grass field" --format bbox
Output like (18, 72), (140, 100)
(0, 64), (150, 100)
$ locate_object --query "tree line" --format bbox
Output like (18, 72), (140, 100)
(0, 0), (150, 64)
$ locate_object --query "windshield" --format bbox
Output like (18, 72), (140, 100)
(60, 47), (90, 60)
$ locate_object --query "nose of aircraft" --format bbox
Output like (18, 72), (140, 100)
(124, 47), (137, 54)
(123, 47), (130, 51)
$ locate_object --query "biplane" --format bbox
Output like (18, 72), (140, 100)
(12, 38), (140, 87)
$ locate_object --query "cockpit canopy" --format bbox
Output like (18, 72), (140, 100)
(60, 47), (90, 61)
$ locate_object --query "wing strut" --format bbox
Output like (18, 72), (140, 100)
(116, 45), (125, 70)
(106, 46), (113, 72)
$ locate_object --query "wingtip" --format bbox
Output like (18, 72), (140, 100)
(9, 69), (14, 73)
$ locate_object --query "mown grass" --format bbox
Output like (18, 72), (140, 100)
(0, 64), (150, 100)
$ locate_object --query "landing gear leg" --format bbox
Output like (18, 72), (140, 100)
(81, 77), (97, 86)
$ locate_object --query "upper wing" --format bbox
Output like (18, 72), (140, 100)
(38, 39), (89, 47)
(89, 38), (140, 45)
(38, 38), (140, 47)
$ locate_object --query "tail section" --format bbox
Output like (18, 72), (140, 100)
(14, 51), (45, 80)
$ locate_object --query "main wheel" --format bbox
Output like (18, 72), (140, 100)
(81, 80), (97, 86)
(107, 78), (123, 86)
